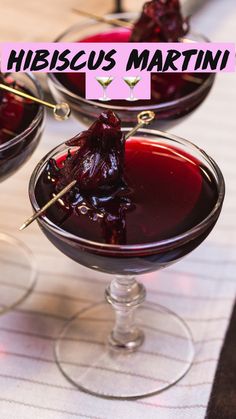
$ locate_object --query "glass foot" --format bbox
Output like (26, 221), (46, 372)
(126, 97), (138, 101)
(0, 233), (36, 314)
(55, 302), (194, 399)
(98, 97), (111, 102)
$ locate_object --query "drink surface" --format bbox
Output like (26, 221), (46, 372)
(35, 137), (218, 245)
(55, 29), (209, 106)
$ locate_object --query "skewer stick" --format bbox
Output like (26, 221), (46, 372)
(72, 8), (133, 29)
(0, 83), (71, 121)
(2, 128), (17, 137)
(19, 180), (77, 231)
(20, 110), (155, 231)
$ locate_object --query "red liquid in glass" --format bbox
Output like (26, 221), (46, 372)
(55, 29), (209, 106)
(35, 137), (218, 246)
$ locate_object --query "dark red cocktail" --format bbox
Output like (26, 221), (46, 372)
(0, 73), (45, 182)
(35, 136), (217, 242)
(30, 110), (223, 275)
(0, 73), (44, 316)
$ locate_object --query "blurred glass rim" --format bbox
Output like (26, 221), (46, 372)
(0, 72), (45, 152)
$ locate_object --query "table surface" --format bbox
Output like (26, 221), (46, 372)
(0, 0), (236, 418)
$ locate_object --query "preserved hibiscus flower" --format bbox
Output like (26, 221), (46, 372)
(130, 0), (189, 42)
(44, 111), (134, 244)
(62, 110), (125, 193)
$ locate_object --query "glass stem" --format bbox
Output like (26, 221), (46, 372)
(103, 86), (107, 100)
(105, 275), (146, 350)
(130, 86), (134, 100)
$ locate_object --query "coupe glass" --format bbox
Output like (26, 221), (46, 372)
(29, 128), (224, 399)
(47, 12), (215, 130)
(0, 72), (45, 313)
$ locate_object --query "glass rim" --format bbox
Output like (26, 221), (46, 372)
(47, 12), (215, 113)
(0, 72), (45, 152)
(29, 127), (225, 255)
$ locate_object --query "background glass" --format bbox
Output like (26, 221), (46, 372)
(0, 72), (44, 312)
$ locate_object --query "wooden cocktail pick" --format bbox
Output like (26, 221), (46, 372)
(72, 9), (203, 86)
(19, 110), (155, 231)
(19, 180), (77, 231)
(0, 83), (71, 121)
(72, 8), (133, 29)
(125, 110), (155, 140)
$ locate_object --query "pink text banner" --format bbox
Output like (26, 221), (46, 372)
(0, 42), (235, 99)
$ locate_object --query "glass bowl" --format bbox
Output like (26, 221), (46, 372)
(29, 128), (224, 399)
(0, 72), (45, 182)
(48, 12), (215, 129)
(29, 128), (224, 275)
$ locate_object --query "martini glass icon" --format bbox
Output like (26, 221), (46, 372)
(123, 76), (141, 101)
(96, 76), (114, 101)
